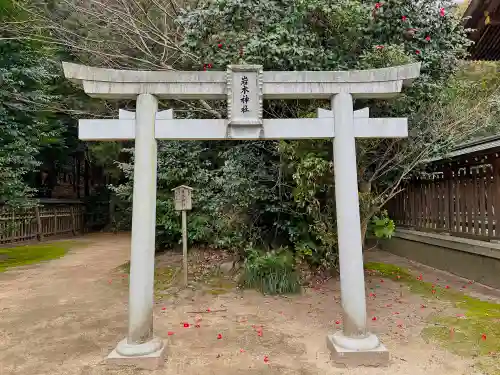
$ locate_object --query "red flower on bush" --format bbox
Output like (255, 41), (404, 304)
(415, 50), (421, 55)
(217, 43), (223, 48)
(376, 45), (384, 50)
(440, 7), (445, 17)
(425, 35), (431, 42)
(375, 2), (383, 9)
(401, 15), (407, 21)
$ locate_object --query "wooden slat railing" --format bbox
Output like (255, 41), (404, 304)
(387, 163), (500, 241)
(0, 199), (85, 244)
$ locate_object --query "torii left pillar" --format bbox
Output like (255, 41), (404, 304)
(107, 94), (166, 369)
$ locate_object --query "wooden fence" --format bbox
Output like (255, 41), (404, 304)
(387, 161), (500, 241)
(0, 199), (85, 244)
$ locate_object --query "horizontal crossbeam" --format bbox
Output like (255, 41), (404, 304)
(79, 117), (407, 141)
(63, 62), (421, 100)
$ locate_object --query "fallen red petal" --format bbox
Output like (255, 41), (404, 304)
(240, 348), (244, 353)
(161, 307), (166, 311)
(168, 331), (175, 336)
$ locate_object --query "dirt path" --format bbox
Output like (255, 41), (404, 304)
(0, 234), (487, 375)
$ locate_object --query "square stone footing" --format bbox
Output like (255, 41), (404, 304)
(106, 344), (166, 370)
(327, 335), (389, 367)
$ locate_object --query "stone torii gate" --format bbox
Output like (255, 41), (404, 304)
(63, 62), (420, 369)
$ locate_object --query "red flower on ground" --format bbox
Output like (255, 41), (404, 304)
(482, 333), (487, 341)
(445, 285), (450, 289)
(386, 304), (392, 307)
(161, 307), (166, 311)
(207, 308), (211, 312)
(217, 333), (223, 340)
(264, 356), (269, 363)
(335, 320), (341, 325)
(168, 331), (175, 336)
(432, 289), (436, 294)
(372, 317), (377, 321)
(401, 15), (407, 21)
(421, 304), (426, 308)
(425, 35), (431, 42)
(397, 275), (401, 280)
(183, 323), (190, 328)
(380, 279), (384, 283)
(440, 7), (445, 17)
(240, 348), (245, 353)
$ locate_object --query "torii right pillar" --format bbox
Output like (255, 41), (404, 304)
(326, 92), (388, 366)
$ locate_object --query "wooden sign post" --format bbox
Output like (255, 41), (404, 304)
(172, 185), (193, 286)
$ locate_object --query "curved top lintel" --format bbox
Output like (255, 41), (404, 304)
(62, 62), (421, 85)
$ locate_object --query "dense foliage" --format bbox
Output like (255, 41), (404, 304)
(107, 0), (500, 271)
(5, 0), (500, 274)
(0, 2), (61, 207)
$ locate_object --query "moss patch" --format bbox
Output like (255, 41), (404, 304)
(0, 240), (83, 272)
(365, 261), (500, 375)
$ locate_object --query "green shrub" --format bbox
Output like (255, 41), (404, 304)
(241, 248), (301, 295)
(368, 210), (395, 239)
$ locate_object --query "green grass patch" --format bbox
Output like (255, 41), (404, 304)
(240, 249), (301, 295)
(365, 261), (500, 375)
(0, 240), (83, 272)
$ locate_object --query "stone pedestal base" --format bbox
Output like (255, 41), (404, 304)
(107, 339), (166, 370)
(327, 334), (389, 367)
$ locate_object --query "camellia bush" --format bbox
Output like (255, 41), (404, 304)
(12, 0), (500, 271)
